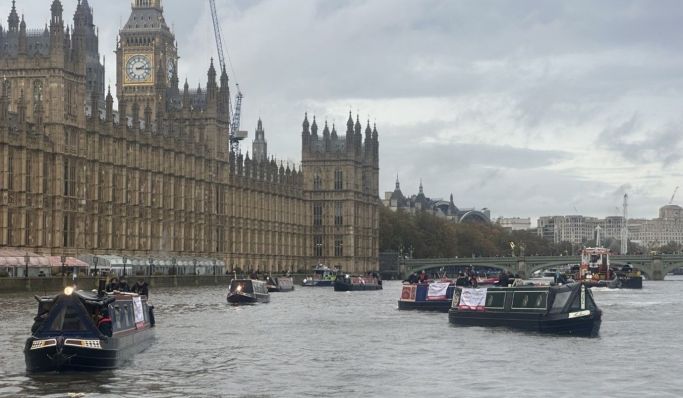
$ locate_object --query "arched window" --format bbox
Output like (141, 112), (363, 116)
(334, 169), (343, 191)
(313, 174), (322, 191)
(33, 80), (43, 102)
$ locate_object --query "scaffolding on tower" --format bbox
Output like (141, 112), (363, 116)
(209, 0), (246, 154)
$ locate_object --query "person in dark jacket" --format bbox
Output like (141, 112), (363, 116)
(105, 277), (120, 292)
(131, 279), (149, 296)
(118, 278), (130, 292)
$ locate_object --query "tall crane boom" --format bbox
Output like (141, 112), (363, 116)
(209, 0), (226, 72)
(209, 0), (245, 154)
(670, 186), (679, 204)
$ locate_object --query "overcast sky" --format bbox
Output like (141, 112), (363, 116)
(6, 0), (683, 223)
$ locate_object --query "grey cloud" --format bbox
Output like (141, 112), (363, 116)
(7, 0), (683, 219)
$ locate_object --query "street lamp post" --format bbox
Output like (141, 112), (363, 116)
(193, 258), (197, 275)
(24, 252), (30, 279)
(149, 257), (154, 276)
(122, 256), (128, 277)
(213, 259), (217, 276)
(171, 257), (177, 275)
(93, 256), (99, 276)
(60, 255), (66, 276)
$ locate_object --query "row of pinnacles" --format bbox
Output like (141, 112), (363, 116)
(301, 112), (379, 165)
(0, 0), (97, 64)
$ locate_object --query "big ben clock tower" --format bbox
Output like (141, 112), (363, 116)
(116, 0), (177, 120)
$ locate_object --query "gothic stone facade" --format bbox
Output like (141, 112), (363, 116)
(0, 0), (379, 273)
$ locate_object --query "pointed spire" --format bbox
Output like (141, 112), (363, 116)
(257, 117), (263, 132)
(302, 112), (310, 133)
(220, 65), (228, 87)
(208, 58), (216, 81)
(331, 123), (338, 139)
(18, 15), (27, 54)
(323, 121), (330, 137)
(346, 110), (354, 132)
(105, 86), (113, 121)
(311, 116), (318, 136)
(450, 193), (454, 203)
(182, 78), (190, 109)
(8, 0), (19, 32)
(419, 179), (424, 195)
(395, 174), (400, 190)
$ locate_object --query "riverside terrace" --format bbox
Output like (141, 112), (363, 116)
(402, 254), (683, 281)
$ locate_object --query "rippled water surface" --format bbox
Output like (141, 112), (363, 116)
(2, 278), (683, 397)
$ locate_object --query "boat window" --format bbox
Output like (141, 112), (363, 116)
(114, 306), (121, 330)
(512, 291), (547, 309)
(550, 290), (572, 313)
(48, 304), (87, 332)
(126, 303), (135, 327)
(230, 280), (253, 293)
(485, 291), (506, 309)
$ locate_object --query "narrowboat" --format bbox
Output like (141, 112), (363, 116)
(333, 273), (382, 291)
(448, 282), (602, 337)
(577, 247), (643, 289)
(301, 265), (338, 287)
(398, 281), (455, 312)
(227, 279), (270, 304)
(24, 284), (155, 372)
(266, 276), (295, 292)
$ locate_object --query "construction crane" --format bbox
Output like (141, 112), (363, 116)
(209, 0), (245, 154)
(670, 186), (679, 204)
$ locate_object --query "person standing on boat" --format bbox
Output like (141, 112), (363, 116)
(119, 278), (131, 292)
(418, 271), (428, 283)
(131, 279), (149, 296)
(106, 277), (120, 292)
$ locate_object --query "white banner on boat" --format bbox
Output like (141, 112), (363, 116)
(427, 282), (450, 300)
(133, 296), (145, 327)
(459, 288), (488, 311)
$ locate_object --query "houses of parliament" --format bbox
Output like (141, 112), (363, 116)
(0, 0), (380, 273)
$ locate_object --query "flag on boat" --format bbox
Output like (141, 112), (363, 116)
(459, 288), (488, 311)
(427, 282), (450, 300)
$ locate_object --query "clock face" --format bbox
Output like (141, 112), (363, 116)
(126, 54), (152, 82)
(167, 58), (175, 82)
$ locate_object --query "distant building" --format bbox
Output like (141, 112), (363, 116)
(537, 204), (683, 250)
(383, 177), (490, 224)
(496, 217), (531, 231)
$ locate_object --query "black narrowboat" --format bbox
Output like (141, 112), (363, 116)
(398, 281), (455, 312)
(448, 282), (602, 337)
(227, 279), (270, 304)
(266, 276), (295, 292)
(24, 286), (155, 372)
(333, 274), (382, 291)
(301, 265), (338, 287)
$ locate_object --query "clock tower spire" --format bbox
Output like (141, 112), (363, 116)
(116, 0), (176, 124)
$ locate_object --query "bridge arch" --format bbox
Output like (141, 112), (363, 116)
(459, 210), (490, 224)
(405, 262), (514, 276)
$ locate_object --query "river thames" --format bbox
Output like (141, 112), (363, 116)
(1, 278), (683, 397)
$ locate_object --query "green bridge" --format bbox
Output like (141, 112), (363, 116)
(401, 254), (683, 281)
